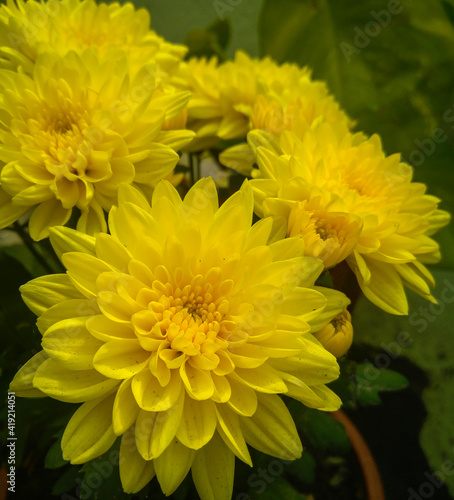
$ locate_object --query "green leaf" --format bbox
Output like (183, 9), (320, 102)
(45, 436), (68, 469)
(284, 451), (316, 485)
(52, 465), (82, 496)
(288, 402), (351, 454)
(248, 476), (307, 500)
(355, 365), (409, 406)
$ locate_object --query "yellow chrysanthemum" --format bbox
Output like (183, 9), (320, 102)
(176, 50), (351, 156)
(0, 0), (186, 81)
(0, 49), (194, 239)
(248, 121), (451, 315)
(312, 309), (353, 358)
(10, 178), (349, 499)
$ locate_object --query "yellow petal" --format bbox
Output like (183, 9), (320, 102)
(113, 378), (140, 436)
(42, 318), (103, 370)
(233, 366), (288, 394)
(29, 198), (71, 241)
(63, 252), (113, 299)
(37, 299), (99, 334)
(20, 274), (82, 316)
(49, 226), (96, 261)
(154, 438), (195, 496)
(33, 358), (119, 402)
(9, 351), (48, 397)
(62, 394), (116, 464)
(134, 391), (184, 460)
(215, 403), (252, 465)
(180, 360), (215, 400)
(93, 340), (150, 379)
(239, 393), (302, 460)
(120, 426), (156, 494)
(132, 368), (182, 411)
(360, 257), (408, 315)
(191, 432), (235, 500)
(226, 375), (257, 417)
(176, 398), (217, 450)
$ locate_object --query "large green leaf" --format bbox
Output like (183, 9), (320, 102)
(353, 269), (454, 497)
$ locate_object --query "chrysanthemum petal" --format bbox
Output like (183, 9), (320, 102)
(42, 318), (103, 370)
(9, 351), (48, 397)
(226, 375), (257, 416)
(63, 252), (114, 299)
(191, 432), (235, 500)
(20, 274), (83, 316)
(28, 198), (71, 241)
(215, 403), (252, 465)
(176, 397), (217, 450)
(120, 426), (156, 494)
(360, 257), (408, 315)
(132, 368), (182, 411)
(113, 378), (141, 436)
(135, 392), (184, 460)
(49, 226), (96, 260)
(154, 438), (196, 496)
(86, 314), (136, 342)
(33, 358), (119, 402)
(239, 394), (302, 460)
(61, 394), (117, 464)
(93, 340), (150, 379)
(180, 360), (215, 400)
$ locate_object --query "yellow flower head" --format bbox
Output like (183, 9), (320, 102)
(177, 50), (351, 156)
(0, 0), (186, 79)
(313, 309), (353, 358)
(10, 178), (349, 499)
(0, 49), (194, 239)
(249, 121), (451, 315)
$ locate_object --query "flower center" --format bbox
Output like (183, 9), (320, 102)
(131, 271), (236, 362)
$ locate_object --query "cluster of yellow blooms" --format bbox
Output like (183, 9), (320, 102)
(2, 1), (449, 499)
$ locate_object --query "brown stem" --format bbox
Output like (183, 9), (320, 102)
(330, 260), (362, 311)
(331, 410), (385, 500)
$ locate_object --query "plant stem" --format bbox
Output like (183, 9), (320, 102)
(331, 410), (385, 500)
(13, 222), (55, 275)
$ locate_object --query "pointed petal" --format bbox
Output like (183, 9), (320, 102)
(120, 426), (156, 494)
(239, 394), (302, 460)
(9, 351), (48, 397)
(62, 394), (117, 464)
(20, 274), (82, 316)
(191, 432), (235, 500)
(154, 438), (195, 495)
(33, 358), (119, 402)
(176, 397), (217, 450)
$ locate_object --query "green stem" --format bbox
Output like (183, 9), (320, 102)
(13, 222), (55, 275)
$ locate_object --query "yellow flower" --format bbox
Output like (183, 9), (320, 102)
(0, 49), (194, 239)
(263, 183), (363, 269)
(312, 309), (353, 358)
(249, 121), (451, 315)
(10, 178), (349, 499)
(0, 0), (186, 81)
(177, 50), (351, 157)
